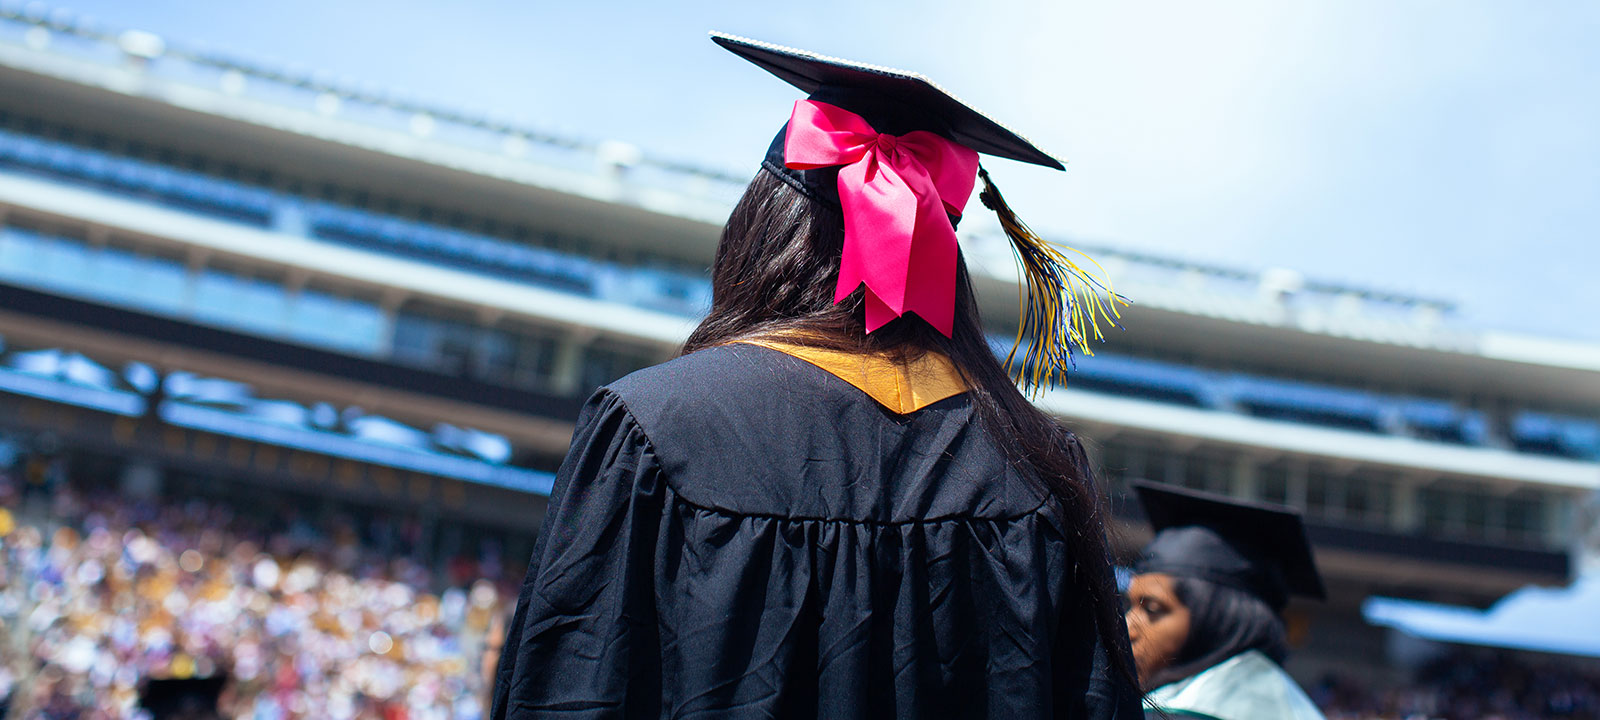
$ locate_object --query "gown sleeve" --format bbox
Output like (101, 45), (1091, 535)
(1083, 624), (1147, 720)
(490, 389), (667, 719)
(1053, 548), (1147, 720)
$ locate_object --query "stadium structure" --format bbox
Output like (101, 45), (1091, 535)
(0, 6), (1596, 684)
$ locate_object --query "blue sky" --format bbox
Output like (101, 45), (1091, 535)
(46, 0), (1600, 341)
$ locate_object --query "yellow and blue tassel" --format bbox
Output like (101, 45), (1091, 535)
(978, 166), (1128, 396)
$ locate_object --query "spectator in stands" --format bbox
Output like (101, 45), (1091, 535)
(491, 36), (1140, 720)
(1125, 482), (1327, 719)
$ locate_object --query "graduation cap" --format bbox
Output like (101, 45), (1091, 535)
(1131, 481), (1326, 611)
(139, 676), (226, 719)
(713, 33), (1125, 391)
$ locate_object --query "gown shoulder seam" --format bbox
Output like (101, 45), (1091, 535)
(601, 378), (1057, 527)
(665, 478), (1056, 527)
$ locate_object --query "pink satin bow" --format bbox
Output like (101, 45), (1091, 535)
(783, 100), (980, 336)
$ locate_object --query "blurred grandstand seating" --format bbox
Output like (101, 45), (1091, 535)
(0, 460), (510, 719)
(1511, 411), (1600, 459)
(4, 127), (1598, 461)
(0, 128), (712, 319)
(1007, 342), (1583, 457)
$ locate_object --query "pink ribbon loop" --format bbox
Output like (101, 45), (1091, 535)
(783, 100), (979, 336)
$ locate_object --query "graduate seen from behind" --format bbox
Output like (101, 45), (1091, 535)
(490, 33), (1143, 719)
(1125, 482), (1328, 720)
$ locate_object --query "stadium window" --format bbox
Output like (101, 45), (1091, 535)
(1305, 463), (1345, 521)
(1151, 445), (1187, 486)
(94, 243), (188, 315)
(389, 306), (440, 369)
(579, 344), (655, 391)
(191, 263), (291, 337)
(1126, 439), (1158, 485)
(1460, 489), (1491, 540)
(536, 233), (565, 252)
(1093, 439), (1129, 482)
(289, 283), (388, 357)
(0, 225), (61, 289)
(1180, 449), (1230, 495)
(1502, 492), (1547, 546)
(1090, 438), (1136, 500)
(507, 328), (560, 390)
(1419, 485), (1455, 538)
(1257, 458), (1292, 506)
(473, 324), (565, 391)
(435, 324), (478, 377)
(1343, 472), (1392, 527)
(475, 328), (517, 386)
(390, 303), (478, 377)
(579, 347), (619, 391)
(1417, 481), (1501, 542)
(15, 231), (95, 297)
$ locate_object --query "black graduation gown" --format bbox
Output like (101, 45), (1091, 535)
(491, 343), (1140, 719)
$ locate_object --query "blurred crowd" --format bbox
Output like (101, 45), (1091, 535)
(0, 465), (512, 720)
(1313, 652), (1600, 720)
(0, 458), (1597, 719)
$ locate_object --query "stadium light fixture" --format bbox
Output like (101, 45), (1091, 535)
(597, 140), (642, 176)
(314, 92), (341, 117)
(409, 113), (436, 138)
(22, 25), (47, 50)
(1259, 267), (1305, 304)
(219, 69), (247, 96)
(118, 29), (165, 60)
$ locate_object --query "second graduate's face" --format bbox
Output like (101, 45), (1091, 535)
(1125, 572), (1191, 686)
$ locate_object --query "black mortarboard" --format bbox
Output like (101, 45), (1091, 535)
(713, 32), (1127, 391)
(712, 32), (1064, 171)
(1132, 481), (1326, 611)
(139, 676), (226, 719)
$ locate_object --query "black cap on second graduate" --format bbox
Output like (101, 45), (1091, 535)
(1132, 481), (1326, 611)
(139, 676), (226, 719)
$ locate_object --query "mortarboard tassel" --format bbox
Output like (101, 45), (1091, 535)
(978, 166), (1129, 396)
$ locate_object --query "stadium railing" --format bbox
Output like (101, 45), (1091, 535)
(999, 336), (1573, 456)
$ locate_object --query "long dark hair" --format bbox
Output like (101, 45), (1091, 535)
(1143, 577), (1289, 690)
(683, 168), (1140, 697)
